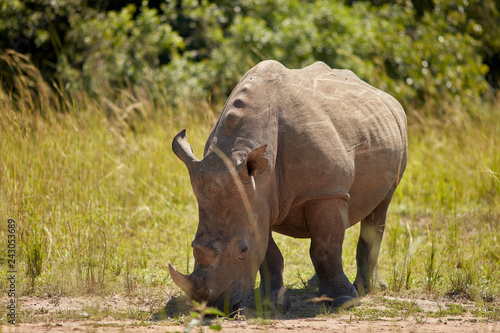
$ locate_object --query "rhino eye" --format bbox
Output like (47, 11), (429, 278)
(239, 246), (248, 260)
(235, 240), (249, 261)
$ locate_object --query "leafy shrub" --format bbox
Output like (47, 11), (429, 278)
(188, 0), (492, 113)
(1, 0), (498, 114)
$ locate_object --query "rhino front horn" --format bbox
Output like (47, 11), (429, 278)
(172, 129), (200, 175)
(169, 264), (193, 298)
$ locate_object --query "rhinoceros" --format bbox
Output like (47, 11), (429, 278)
(169, 60), (407, 313)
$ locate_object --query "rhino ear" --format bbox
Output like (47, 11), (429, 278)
(239, 145), (268, 179)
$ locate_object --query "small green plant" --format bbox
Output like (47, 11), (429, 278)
(184, 300), (225, 333)
(434, 303), (468, 317)
(447, 263), (473, 299)
(388, 221), (422, 292)
(471, 305), (500, 320)
(388, 218), (403, 291)
(24, 221), (45, 291)
(381, 298), (423, 317)
(425, 213), (441, 293)
(71, 219), (109, 292)
(124, 261), (136, 295)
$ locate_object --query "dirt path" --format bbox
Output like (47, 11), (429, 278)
(3, 316), (499, 332)
(3, 294), (498, 332)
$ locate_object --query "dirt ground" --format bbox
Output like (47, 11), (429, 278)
(3, 316), (500, 333)
(2, 294), (499, 332)
(3, 318), (499, 333)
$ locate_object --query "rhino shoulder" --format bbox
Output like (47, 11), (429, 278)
(251, 60), (288, 75)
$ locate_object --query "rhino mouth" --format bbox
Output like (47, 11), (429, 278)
(212, 289), (247, 316)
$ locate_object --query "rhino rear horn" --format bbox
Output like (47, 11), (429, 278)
(168, 264), (193, 298)
(172, 129), (200, 174)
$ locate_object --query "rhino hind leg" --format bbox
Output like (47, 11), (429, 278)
(306, 198), (359, 309)
(353, 186), (396, 296)
(258, 234), (290, 310)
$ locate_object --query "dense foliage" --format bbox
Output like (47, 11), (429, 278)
(1, 0), (499, 111)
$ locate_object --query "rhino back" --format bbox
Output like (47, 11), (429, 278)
(274, 63), (407, 226)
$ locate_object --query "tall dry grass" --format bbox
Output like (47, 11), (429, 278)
(0, 50), (498, 315)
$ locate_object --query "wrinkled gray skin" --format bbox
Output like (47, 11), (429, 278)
(169, 60), (407, 313)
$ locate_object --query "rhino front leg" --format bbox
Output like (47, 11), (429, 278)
(259, 233), (290, 309)
(354, 188), (394, 295)
(306, 198), (359, 309)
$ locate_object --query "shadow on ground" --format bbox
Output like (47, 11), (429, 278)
(153, 287), (351, 321)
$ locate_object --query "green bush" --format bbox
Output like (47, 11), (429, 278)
(1, 0), (498, 113)
(192, 0), (492, 112)
(61, 5), (182, 91)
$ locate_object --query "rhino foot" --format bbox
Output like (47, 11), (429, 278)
(331, 296), (361, 310)
(353, 271), (387, 296)
(317, 274), (360, 310)
(306, 273), (319, 291)
(312, 292), (360, 311)
(306, 275), (361, 310)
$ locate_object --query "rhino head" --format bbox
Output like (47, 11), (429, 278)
(169, 129), (271, 314)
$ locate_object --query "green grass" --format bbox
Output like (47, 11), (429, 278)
(0, 52), (499, 325)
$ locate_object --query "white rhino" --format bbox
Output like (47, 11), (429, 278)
(169, 60), (407, 313)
